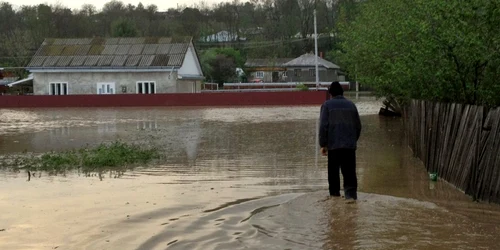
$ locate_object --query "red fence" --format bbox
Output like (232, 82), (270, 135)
(0, 91), (328, 108)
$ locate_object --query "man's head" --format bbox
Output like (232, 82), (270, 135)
(328, 81), (344, 97)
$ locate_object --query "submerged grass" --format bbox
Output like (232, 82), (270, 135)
(0, 141), (161, 173)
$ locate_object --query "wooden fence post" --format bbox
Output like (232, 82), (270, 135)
(407, 101), (500, 203)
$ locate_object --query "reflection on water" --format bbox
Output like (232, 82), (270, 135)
(137, 120), (158, 130)
(1, 97), (500, 250)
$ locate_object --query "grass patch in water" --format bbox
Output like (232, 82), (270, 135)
(1, 141), (160, 173)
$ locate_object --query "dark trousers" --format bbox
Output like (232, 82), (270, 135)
(328, 149), (358, 199)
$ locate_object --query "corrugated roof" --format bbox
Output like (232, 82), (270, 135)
(102, 45), (118, 55)
(77, 38), (93, 45)
(129, 44), (144, 55)
(170, 43), (188, 55)
(167, 54), (184, 66)
(28, 56), (47, 67)
(125, 55), (142, 66)
(89, 45), (104, 55)
(71, 56), (87, 66)
(27, 37), (193, 69)
(151, 55), (170, 66)
(120, 37), (145, 44)
(75, 45), (91, 55)
(52, 39), (67, 45)
(84, 56), (100, 67)
(61, 45), (79, 56)
(98, 56), (114, 67)
(143, 44), (158, 54)
(56, 56), (72, 67)
(37, 45), (64, 56)
(156, 44), (172, 54)
(139, 55), (155, 67)
(111, 55), (128, 66)
(283, 53), (340, 69)
(115, 45), (131, 55)
(43, 56), (60, 67)
(245, 58), (294, 68)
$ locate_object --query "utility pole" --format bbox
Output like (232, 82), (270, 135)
(314, 9), (319, 91)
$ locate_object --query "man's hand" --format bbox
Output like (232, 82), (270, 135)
(320, 147), (328, 156)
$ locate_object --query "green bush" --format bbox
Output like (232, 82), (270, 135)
(1, 141), (161, 173)
(296, 83), (309, 91)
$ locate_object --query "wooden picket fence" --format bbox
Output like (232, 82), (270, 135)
(407, 100), (500, 203)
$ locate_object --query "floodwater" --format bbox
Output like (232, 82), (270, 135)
(1, 95), (500, 250)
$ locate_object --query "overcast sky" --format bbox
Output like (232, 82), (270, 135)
(4, 0), (233, 11)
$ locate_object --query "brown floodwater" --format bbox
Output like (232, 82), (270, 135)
(1, 95), (499, 250)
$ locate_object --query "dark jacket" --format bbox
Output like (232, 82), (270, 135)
(319, 96), (362, 150)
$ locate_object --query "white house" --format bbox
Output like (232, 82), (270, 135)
(199, 31), (246, 43)
(25, 37), (204, 95)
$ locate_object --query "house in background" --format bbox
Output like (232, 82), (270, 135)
(284, 53), (342, 83)
(244, 58), (293, 83)
(199, 27), (263, 43)
(25, 37), (204, 95)
(244, 54), (343, 83)
(199, 31), (246, 43)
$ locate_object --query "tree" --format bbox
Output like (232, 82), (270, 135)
(215, 47), (245, 67)
(335, 0), (500, 106)
(52, 5), (76, 37)
(79, 4), (96, 17)
(276, 0), (301, 39)
(200, 47), (243, 85)
(0, 2), (18, 34)
(200, 49), (216, 81)
(177, 8), (204, 39)
(111, 18), (138, 37)
(210, 55), (237, 86)
(0, 29), (36, 77)
(103, 0), (125, 13)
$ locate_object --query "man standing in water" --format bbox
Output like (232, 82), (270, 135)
(319, 82), (362, 201)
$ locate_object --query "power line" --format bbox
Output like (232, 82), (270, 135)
(0, 36), (333, 60)
(196, 36), (333, 50)
(197, 36), (332, 46)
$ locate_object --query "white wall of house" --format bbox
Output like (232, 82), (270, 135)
(199, 31), (245, 42)
(32, 71), (190, 95)
(178, 45), (203, 77)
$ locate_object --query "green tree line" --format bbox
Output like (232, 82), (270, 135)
(0, 0), (359, 82)
(0, 0), (357, 64)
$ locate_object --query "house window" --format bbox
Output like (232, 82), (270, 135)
(49, 83), (68, 95)
(294, 69), (301, 77)
(282, 71), (287, 77)
(137, 81), (156, 94)
(255, 71), (264, 79)
(309, 69), (316, 77)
